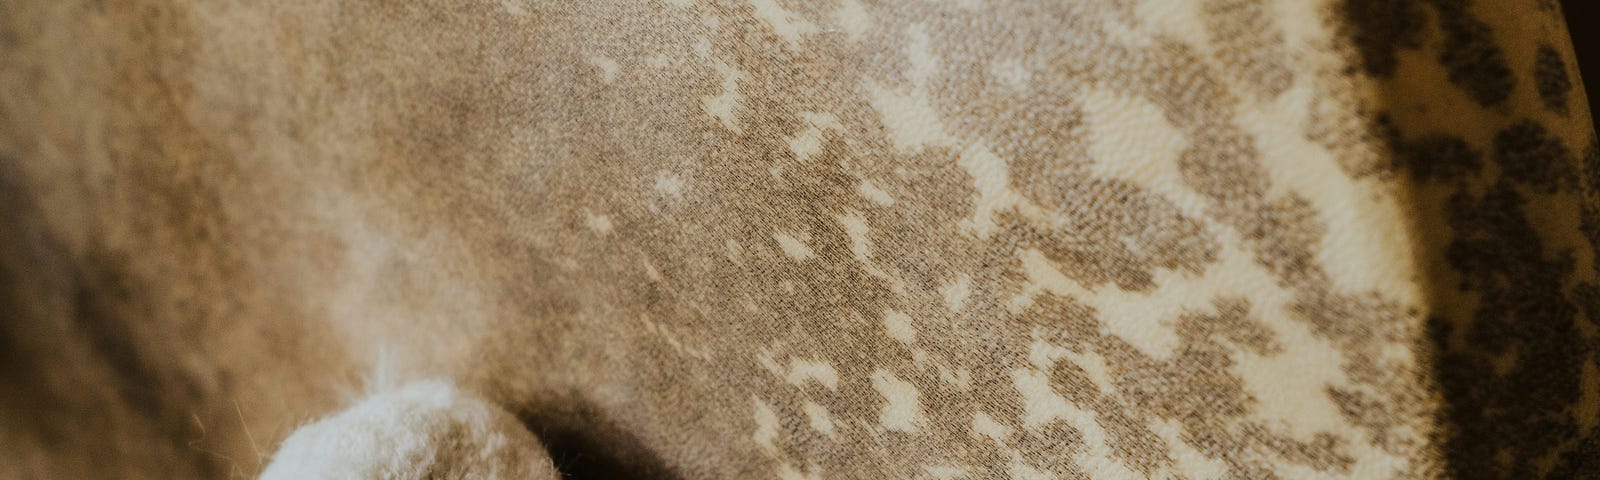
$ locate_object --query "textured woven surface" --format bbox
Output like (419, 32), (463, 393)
(1, 1), (1595, 478)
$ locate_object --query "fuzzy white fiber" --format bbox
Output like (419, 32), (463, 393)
(259, 380), (557, 480)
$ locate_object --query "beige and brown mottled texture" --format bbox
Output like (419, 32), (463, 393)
(0, 0), (1594, 478)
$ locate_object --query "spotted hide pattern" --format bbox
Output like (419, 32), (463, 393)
(0, 0), (1595, 478)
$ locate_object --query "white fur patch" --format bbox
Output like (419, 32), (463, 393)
(260, 381), (557, 479)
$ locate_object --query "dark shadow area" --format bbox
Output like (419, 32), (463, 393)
(1343, 1), (1599, 478)
(1561, 0), (1597, 115)
(0, 161), (225, 479)
(516, 395), (681, 480)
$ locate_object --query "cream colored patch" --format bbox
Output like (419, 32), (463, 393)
(787, 129), (825, 162)
(870, 370), (926, 432)
(1011, 368), (1143, 479)
(702, 59), (745, 134)
(801, 112), (843, 133)
(837, 212), (872, 261)
(1017, 249), (1183, 358)
(955, 143), (1021, 237)
(1008, 461), (1053, 480)
(1025, 336), (1069, 371)
(883, 310), (916, 344)
(496, 0), (529, 16)
(1239, 81), (1422, 304)
(585, 213), (614, 234)
(1132, 0), (1209, 50)
(918, 465), (970, 480)
(588, 56), (620, 83)
(866, 83), (946, 153)
(640, 315), (712, 360)
(786, 358), (840, 390)
(692, 36), (713, 57)
(1151, 419), (1229, 479)
(654, 171), (685, 198)
(748, 0), (816, 48)
(1233, 311), (1352, 439)
(830, 0), (873, 42)
(991, 58), (1030, 91)
(645, 53), (671, 69)
(752, 397), (781, 454)
(641, 258), (662, 282)
(867, 25), (949, 152)
(970, 411), (1012, 443)
(1102, 15), (1154, 49)
(833, 212), (910, 295)
(777, 463), (822, 480)
(1060, 349), (1114, 394)
(801, 401), (837, 438)
(940, 274), (973, 312)
(904, 25), (939, 84)
(756, 349), (785, 377)
(724, 240), (745, 266)
(937, 365), (972, 390)
(787, 112), (843, 162)
(856, 180), (895, 206)
(773, 232), (815, 261)
(1076, 86), (1206, 220)
(930, 0), (983, 9)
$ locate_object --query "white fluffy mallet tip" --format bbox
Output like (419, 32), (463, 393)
(260, 380), (557, 480)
